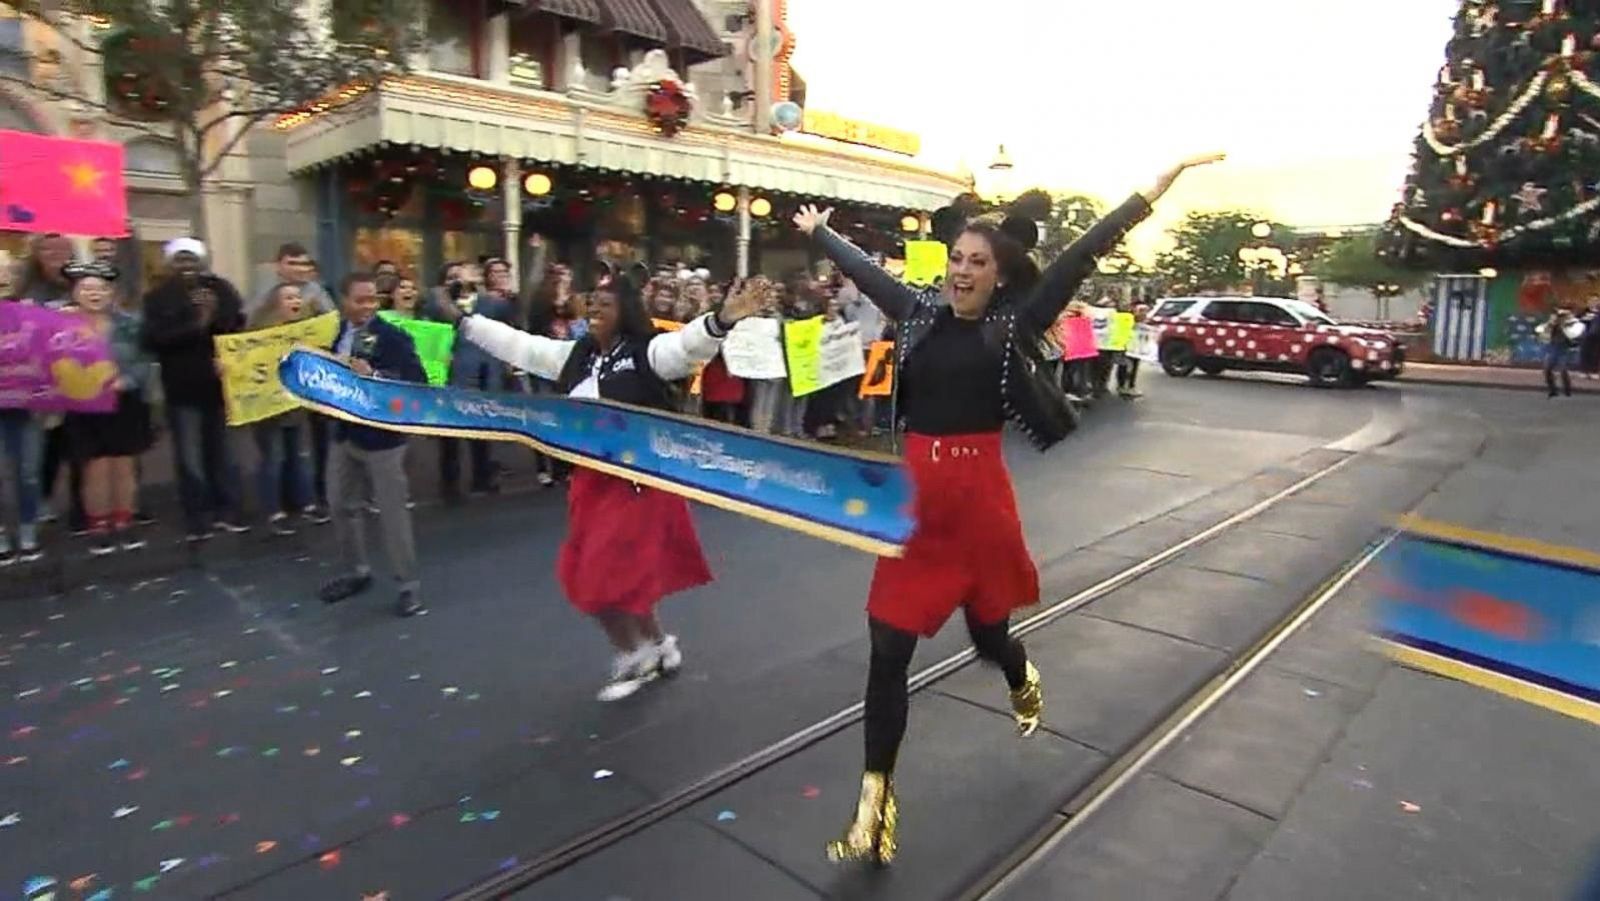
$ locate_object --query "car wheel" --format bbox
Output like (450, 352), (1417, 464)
(1197, 360), (1226, 377)
(1160, 340), (1197, 377)
(1307, 347), (1353, 388)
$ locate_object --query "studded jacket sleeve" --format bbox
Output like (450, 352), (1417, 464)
(1021, 194), (1153, 335)
(812, 226), (929, 322)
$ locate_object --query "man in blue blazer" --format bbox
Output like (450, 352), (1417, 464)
(319, 271), (429, 617)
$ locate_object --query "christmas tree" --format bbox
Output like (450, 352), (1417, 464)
(1380, 0), (1600, 269)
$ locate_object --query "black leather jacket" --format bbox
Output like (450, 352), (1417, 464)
(812, 194), (1152, 450)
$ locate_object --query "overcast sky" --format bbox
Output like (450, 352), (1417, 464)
(787, 0), (1459, 259)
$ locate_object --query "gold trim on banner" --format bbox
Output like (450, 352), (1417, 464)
(286, 346), (906, 558)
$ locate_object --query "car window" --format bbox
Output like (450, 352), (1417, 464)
(1202, 301), (1243, 322)
(1153, 300), (1196, 318)
(1241, 302), (1300, 327)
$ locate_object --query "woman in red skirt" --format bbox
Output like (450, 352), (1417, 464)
(436, 275), (767, 701)
(796, 153), (1222, 864)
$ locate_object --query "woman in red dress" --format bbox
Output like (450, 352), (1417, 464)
(795, 153), (1222, 864)
(435, 276), (767, 701)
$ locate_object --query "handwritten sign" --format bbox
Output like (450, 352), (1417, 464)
(0, 302), (116, 412)
(722, 317), (788, 380)
(785, 317), (866, 397)
(1126, 323), (1160, 362)
(1058, 317), (1099, 361)
(903, 241), (947, 287)
(0, 131), (128, 237)
(378, 312), (454, 385)
(214, 312), (339, 425)
(860, 341), (894, 397)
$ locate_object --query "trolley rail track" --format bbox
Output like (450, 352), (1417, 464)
(447, 448), (1368, 899)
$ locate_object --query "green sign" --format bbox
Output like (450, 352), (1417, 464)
(378, 312), (454, 385)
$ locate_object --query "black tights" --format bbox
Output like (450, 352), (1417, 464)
(863, 612), (1029, 774)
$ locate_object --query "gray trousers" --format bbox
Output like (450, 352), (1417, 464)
(327, 441), (418, 591)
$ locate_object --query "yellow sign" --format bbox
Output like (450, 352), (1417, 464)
(903, 241), (947, 287)
(801, 109), (921, 156)
(1107, 312), (1136, 351)
(215, 313), (339, 425)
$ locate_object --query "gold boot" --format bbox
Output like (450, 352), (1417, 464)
(1009, 660), (1043, 737)
(826, 771), (898, 866)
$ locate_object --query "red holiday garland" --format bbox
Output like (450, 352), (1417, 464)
(646, 79), (692, 137)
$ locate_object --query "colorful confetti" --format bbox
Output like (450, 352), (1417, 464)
(319, 850), (342, 869)
(344, 729), (363, 740)
(389, 813), (410, 828)
(107, 758), (130, 770)
(1400, 801), (1422, 813)
(159, 858), (184, 873)
(113, 805), (140, 819)
(340, 756), (362, 767)
(0, 811), (20, 828)
(593, 769), (614, 780)
(354, 690), (373, 699)
(10, 725), (37, 739)
(69, 875), (97, 892)
(5, 756), (28, 766)
(151, 818), (175, 831)
(801, 786), (822, 799)
(303, 746), (321, 757)
(14, 687), (40, 699)
(716, 810), (737, 822)
(133, 875), (159, 891)
(255, 840), (278, 854)
(127, 768), (148, 781)
(321, 666), (340, 675)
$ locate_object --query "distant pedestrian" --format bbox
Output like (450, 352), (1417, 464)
(1538, 307), (1580, 398)
(319, 272), (428, 617)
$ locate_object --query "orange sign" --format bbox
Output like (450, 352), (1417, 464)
(652, 319), (703, 394)
(859, 341), (894, 397)
(801, 110), (921, 157)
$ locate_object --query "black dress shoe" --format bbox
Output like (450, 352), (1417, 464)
(395, 589), (425, 617)
(319, 573), (373, 604)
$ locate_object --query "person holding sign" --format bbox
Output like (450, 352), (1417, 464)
(795, 151), (1223, 866)
(245, 283), (318, 536)
(59, 262), (154, 557)
(436, 275), (767, 702)
(1117, 301), (1151, 399)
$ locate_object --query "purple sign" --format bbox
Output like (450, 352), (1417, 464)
(0, 301), (116, 412)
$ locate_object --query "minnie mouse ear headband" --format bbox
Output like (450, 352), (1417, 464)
(929, 188), (1049, 251)
(61, 260), (119, 283)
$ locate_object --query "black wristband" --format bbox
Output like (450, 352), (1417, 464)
(707, 311), (732, 337)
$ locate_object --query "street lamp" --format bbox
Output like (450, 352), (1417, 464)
(984, 144), (1015, 205)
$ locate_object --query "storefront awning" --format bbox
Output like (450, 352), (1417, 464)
(648, 0), (729, 61)
(511, 0), (605, 26)
(281, 77), (966, 212)
(599, 0), (668, 44)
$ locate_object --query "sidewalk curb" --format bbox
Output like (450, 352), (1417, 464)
(1400, 375), (1598, 395)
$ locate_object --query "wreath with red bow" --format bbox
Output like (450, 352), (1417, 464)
(646, 79), (692, 137)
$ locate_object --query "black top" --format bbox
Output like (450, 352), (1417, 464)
(329, 316), (427, 452)
(555, 334), (674, 410)
(139, 274), (245, 407)
(902, 316), (1004, 435)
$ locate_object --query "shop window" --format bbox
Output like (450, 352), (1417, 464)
(508, 14), (557, 90)
(125, 138), (183, 178)
(353, 227), (424, 279)
(426, 0), (483, 78)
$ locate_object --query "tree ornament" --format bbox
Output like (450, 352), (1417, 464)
(1546, 72), (1572, 101)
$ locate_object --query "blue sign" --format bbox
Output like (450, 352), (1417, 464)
(1376, 529), (1600, 703)
(280, 348), (913, 556)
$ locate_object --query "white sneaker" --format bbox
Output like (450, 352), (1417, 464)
(656, 635), (683, 676)
(596, 646), (659, 702)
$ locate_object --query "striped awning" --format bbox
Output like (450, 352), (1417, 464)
(648, 0), (728, 61)
(522, 0), (605, 25)
(600, 0), (668, 43)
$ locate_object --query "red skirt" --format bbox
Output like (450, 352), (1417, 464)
(868, 432), (1039, 637)
(557, 469), (714, 616)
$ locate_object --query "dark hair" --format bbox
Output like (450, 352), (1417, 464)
(268, 281), (301, 305)
(527, 264), (576, 335)
(436, 260), (463, 287)
(958, 221), (1040, 299)
(594, 277), (656, 343)
(339, 271), (376, 297)
(276, 242), (309, 260)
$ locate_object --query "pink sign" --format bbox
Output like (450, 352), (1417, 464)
(1058, 317), (1099, 361)
(0, 130), (128, 237)
(0, 302), (117, 412)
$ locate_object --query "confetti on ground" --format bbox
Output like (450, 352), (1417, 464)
(407, 673), (421, 681)
(321, 666), (340, 675)
(221, 660), (237, 668)
(10, 725), (37, 739)
(716, 810), (737, 822)
(213, 689), (233, 699)
(345, 729), (363, 740)
(1303, 688), (1322, 698)
(319, 850), (342, 869)
(304, 746), (321, 757)
(341, 756), (362, 767)
(276, 704), (299, 714)
(4, 756), (26, 766)
(159, 858), (184, 873)
(1400, 801), (1422, 813)
(69, 875), (97, 892)
(151, 819), (175, 831)
(1353, 778), (1374, 790)
(354, 690), (373, 699)
(261, 747), (279, 758)
(160, 684), (179, 693)
(498, 858), (518, 871)
(363, 892), (391, 901)
(0, 811), (20, 828)
(133, 875), (160, 892)
(127, 768), (148, 781)
(108, 758), (130, 770)
(86, 890), (112, 901)
(354, 796), (372, 809)
(442, 686), (459, 696)
(389, 813), (410, 828)
(218, 813), (241, 825)
(216, 746), (245, 758)
(593, 769), (614, 780)
(801, 786), (822, 799)
(197, 853), (226, 868)
(460, 812), (478, 822)
(23, 877), (56, 897)
(255, 840), (278, 854)
(113, 805), (139, 819)
(15, 687), (40, 699)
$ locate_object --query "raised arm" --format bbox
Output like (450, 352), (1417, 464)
(1021, 153), (1226, 334)
(645, 313), (728, 381)
(457, 315), (575, 381)
(795, 205), (924, 322)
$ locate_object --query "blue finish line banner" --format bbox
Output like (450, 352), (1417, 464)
(1375, 517), (1600, 710)
(280, 348), (913, 556)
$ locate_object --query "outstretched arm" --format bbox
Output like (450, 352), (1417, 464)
(1022, 153), (1225, 334)
(450, 311), (576, 382)
(647, 276), (768, 380)
(795, 205), (924, 322)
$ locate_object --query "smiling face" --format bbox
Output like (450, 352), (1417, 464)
(586, 288), (621, 345)
(393, 278), (418, 312)
(73, 275), (113, 313)
(342, 277), (379, 326)
(276, 284), (306, 320)
(947, 231), (1000, 318)
(486, 260), (512, 293)
(170, 251), (203, 283)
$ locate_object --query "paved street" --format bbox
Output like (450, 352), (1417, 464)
(3, 372), (1584, 900)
